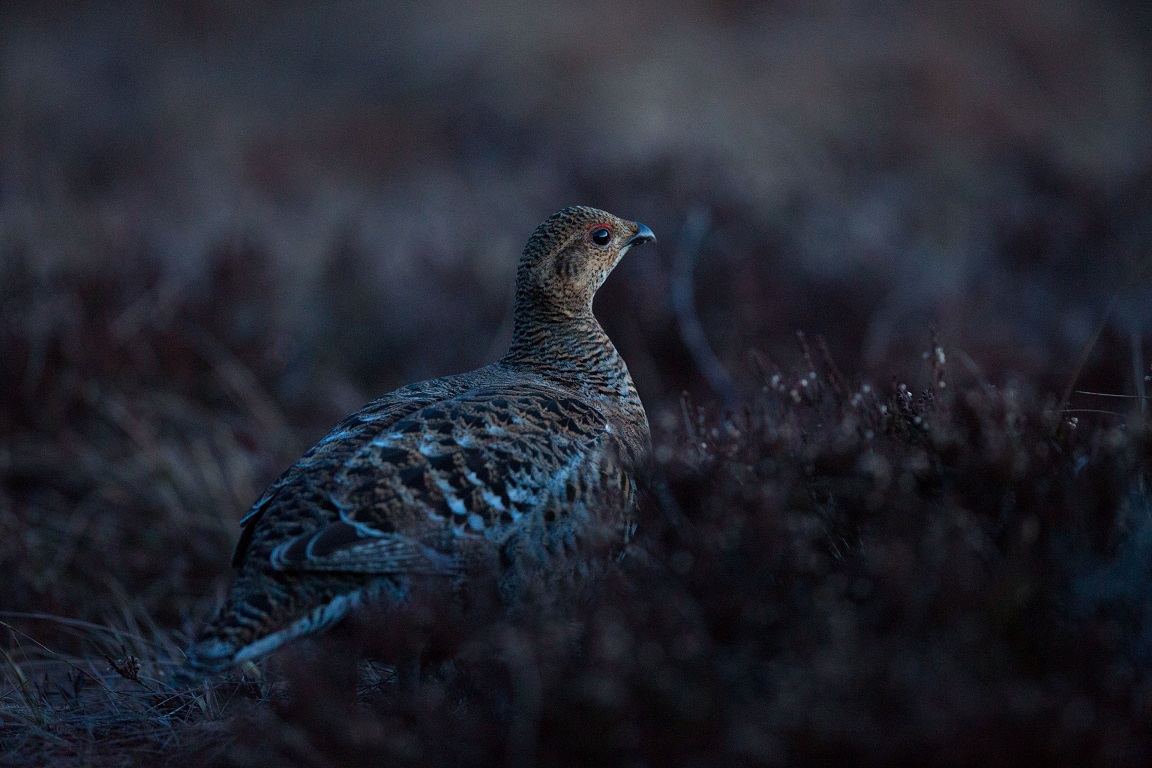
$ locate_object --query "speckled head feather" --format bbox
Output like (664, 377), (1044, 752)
(177, 206), (655, 682)
(514, 206), (654, 314)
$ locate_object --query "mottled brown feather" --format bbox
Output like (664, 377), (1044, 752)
(179, 206), (654, 679)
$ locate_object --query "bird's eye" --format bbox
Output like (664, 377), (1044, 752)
(591, 227), (612, 246)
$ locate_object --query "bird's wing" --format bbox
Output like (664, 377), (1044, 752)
(231, 373), (485, 568)
(264, 382), (626, 575)
(269, 522), (461, 575)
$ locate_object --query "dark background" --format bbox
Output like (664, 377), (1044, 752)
(2, 2), (1151, 765)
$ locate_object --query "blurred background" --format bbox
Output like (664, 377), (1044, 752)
(1, 1), (1151, 759)
(4, 1), (1150, 394)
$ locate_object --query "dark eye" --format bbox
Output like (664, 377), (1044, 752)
(591, 227), (612, 246)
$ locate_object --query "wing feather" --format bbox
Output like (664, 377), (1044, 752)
(234, 372), (635, 592)
(242, 381), (625, 575)
(231, 373), (488, 567)
(269, 520), (461, 575)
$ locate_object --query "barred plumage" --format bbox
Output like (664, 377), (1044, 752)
(178, 206), (655, 679)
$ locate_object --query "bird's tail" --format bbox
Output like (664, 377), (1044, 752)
(169, 637), (238, 687)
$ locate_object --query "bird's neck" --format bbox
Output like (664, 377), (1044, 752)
(501, 306), (639, 407)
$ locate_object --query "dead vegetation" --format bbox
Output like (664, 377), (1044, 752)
(3, 248), (1149, 764)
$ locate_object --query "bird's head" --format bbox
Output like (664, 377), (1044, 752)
(515, 206), (656, 317)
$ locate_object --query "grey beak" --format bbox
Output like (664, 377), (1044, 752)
(626, 223), (656, 247)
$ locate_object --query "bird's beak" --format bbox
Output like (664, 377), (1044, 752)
(625, 223), (656, 248)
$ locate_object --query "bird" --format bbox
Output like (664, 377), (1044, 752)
(177, 206), (656, 680)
